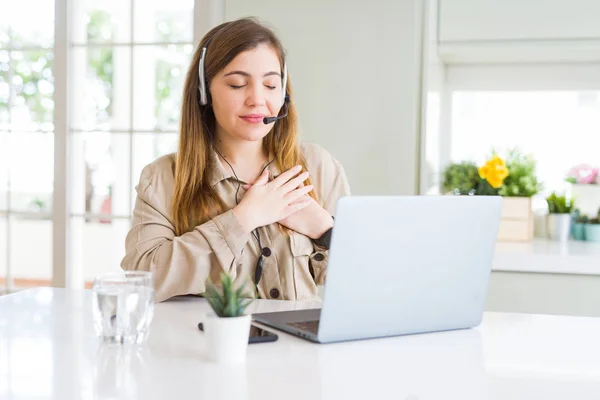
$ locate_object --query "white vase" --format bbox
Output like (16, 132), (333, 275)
(546, 214), (572, 242)
(204, 313), (251, 364)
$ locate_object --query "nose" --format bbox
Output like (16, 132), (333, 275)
(245, 82), (266, 107)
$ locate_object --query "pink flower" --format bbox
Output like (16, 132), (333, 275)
(567, 164), (598, 184)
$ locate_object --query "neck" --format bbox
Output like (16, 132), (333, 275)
(213, 129), (269, 181)
(214, 136), (267, 165)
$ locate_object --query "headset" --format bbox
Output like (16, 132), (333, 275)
(197, 42), (288, 109)
(197, 32), (290, 289)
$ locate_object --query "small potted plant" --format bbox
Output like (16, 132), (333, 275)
(572, 209), (588, 241)
(566, 164), (600, 216)
(584, 208), (600, 243)
(546, 192), (576, 242)
(566, 164), (598, 185)
(496, 149), (542, 242)
(203, 272), (254, 364)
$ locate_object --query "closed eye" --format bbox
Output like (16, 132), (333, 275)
(265, 85), (276, 90)
(229, 85), (245, 89)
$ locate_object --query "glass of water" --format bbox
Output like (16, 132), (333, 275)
(92, 271), (155, 345)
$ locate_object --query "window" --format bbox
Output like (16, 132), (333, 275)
(452, 90), (600, 199)
(69, 0), (193, 287)
(424, 64), (600, 209)
(0, 0), (56, 292)
(1, 0), (197, 293)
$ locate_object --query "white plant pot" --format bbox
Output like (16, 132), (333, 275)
(497, 197), (534, 242)
(546, 214), (572, 242)
(204, 313), (251, 364)
(570, 184), (600, 216)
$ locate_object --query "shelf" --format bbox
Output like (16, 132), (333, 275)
(493, 238), (600, 275)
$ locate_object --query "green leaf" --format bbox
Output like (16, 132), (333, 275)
(224, 289), (238, 317)
(498, 148), (543, 197)
(441, 161), (480, 195)
(239, 299), (252, 314)
(206, 296), (224, 317)
(475, 178), (499, 196)
(234, 282), (249, 299)
(204, 278), (226, 316)
(546, 192), (575, 214)
(204, 272), (255, 318)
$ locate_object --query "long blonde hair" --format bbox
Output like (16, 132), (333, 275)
(172, 18), (315, 235)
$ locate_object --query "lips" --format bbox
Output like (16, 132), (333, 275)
(240, 114), (266, 124)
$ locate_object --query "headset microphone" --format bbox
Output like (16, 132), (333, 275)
(263, 94), (290, 124)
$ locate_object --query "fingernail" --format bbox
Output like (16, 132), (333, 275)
(295, 165), (302, 170)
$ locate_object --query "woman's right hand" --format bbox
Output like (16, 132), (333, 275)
(232, 165), (314, 233)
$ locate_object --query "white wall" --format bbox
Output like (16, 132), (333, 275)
(446, 64), (600, 90)
(439, 0), (600, 42)
(226, 0), (427, 195)
(437, 0), (600, 63)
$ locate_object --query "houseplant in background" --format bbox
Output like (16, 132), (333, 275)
(584, 207), (600, 243)
(566, 164), (600, 217)
(441, 156), (509, 196)
(498, 149), (543, 198)
(477, 155), (509, 195)
(546, 192), (576, 242)
(203, 272), (254, 364)
(566, 163), (598, 184)
(496, 149), (543, 242)
(572, 209), (588, 241)
(442, 161), (481, 195)
(441, 151), (543, 242)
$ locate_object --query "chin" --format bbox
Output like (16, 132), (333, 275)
(234, 127), (272, 142)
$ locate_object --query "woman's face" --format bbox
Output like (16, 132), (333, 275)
(210, 43), (284, 143)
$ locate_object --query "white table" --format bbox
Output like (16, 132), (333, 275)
(1, 288), (600, 400)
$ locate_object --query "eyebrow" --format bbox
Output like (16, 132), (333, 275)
(223, 70), (281, 78)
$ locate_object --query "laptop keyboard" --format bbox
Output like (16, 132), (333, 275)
(288, 320), (320, 334)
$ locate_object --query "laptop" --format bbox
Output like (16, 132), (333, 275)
(252, 195), (503, 344)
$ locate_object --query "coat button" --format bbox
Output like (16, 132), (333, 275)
(269, 288), (280, 299)
(313, 253), (325, 262)
(262, 247), (272, 257)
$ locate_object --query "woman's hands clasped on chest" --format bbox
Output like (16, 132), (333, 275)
(238, 166), (334, 238)
(232, 165), (314, 234)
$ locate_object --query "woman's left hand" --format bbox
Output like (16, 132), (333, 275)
(242, 184), (333, 239)
(277, 194), (333, 238)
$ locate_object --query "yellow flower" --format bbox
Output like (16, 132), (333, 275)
(479, 155), (509, 189)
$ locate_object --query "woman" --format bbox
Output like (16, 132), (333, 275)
(121, 17), (350, 302)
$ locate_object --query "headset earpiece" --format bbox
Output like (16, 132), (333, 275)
(281, 63), (288, 107)
(198, 46), (208, 106)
